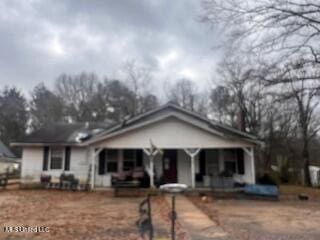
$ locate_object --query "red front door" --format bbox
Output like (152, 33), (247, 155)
(162, 150), (177, 183)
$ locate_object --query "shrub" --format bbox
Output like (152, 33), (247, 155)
(257, 173), (278, 186)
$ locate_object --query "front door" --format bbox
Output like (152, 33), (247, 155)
(162, 149), (177, 183)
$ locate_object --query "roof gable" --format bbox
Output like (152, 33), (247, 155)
(88, 103), (261, 145)
(92, 116), (255, 149)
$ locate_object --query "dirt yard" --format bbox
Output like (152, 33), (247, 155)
(1, 187), (320, 240)
(0, 189), (191, 240)
(0, 190), (143, 240)
(191, 186), (320, 240)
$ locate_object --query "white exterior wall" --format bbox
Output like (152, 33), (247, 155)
(20, 117), (256, 187)
(309, 166), (320, 187)
(70, 147), (89, 183)
(21, 146), (255, 186)
(21, 147), (90, 184)
(93, 118), (253, 149)
(21, 147), (43, 183)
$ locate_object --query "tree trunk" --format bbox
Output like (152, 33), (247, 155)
(237, 108), (246, 132)
(302, 144), (311, 186)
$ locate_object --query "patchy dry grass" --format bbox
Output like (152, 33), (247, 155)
(279, 185), (320, 200)
(0, 190), (141, 240)
(190, 186), (320, 240)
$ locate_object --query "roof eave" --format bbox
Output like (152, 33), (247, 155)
(10, 142), (86, 147)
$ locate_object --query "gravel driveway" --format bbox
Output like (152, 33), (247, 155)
(190, 195), (320, 240)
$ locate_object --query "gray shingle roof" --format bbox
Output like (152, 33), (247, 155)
(16, 121), (115, 145)
(12, 103), (262, 146)
(0, 140), (16, 158)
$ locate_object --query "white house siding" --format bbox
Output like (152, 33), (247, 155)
(21, 147), (43, 183)
(70, 147), (89, 183)
(93, 117), (253, 149)
(21, 147), (90, 184)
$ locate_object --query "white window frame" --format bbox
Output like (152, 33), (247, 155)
(49, 147), (65, 171)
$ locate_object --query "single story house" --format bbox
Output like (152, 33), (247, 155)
(12, 103), (262, 189)
(0, 140), (19, 173)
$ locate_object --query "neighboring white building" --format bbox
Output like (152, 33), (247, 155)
(0, 140), (19, 173)
(12, 103), (262, 189)
(309, 166), (320, 187)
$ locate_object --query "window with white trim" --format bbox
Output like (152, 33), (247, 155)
(50, 148), (64, 170)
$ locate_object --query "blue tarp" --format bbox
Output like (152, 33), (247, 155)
(244, 184), (279, 197)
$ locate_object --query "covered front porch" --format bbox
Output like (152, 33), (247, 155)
(87, 112), (258, 189)
(91, 147), (255, 189)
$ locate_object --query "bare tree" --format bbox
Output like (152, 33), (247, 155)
(213, 57), (267, 134)
(166, 78), (208, 115)
(202, 2), (320, 183)
(202, 0), (320, 68)
(210, 85), (237, 124)
(272, 60), (320, 185)
(122, 60), (154, 116)
(55, 72), (100, 122)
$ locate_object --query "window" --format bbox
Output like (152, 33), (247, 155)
(107, 162), (118, 172)
(123, 150), (136, 171)
(224, 161), (236, 174)
(106, 149), (118, 173)
(50, 148), (64, 170)
(223, 150), (237, 175)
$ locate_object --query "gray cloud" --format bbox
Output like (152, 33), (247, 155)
(0, 0), (222, 96)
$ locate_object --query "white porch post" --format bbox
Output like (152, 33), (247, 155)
(184, 148), (201, 188)
(143, 140), (162, 188)
(149, 154), (154, 187)
(251, 147), (256, 183)
(89, 147), (95, 190)
(90, 147), (103, 190)
(143, 148), (157, 188)
(242, 147), (255, 184)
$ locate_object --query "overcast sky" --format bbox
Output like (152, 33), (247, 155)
(0, 0), (222, 96)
